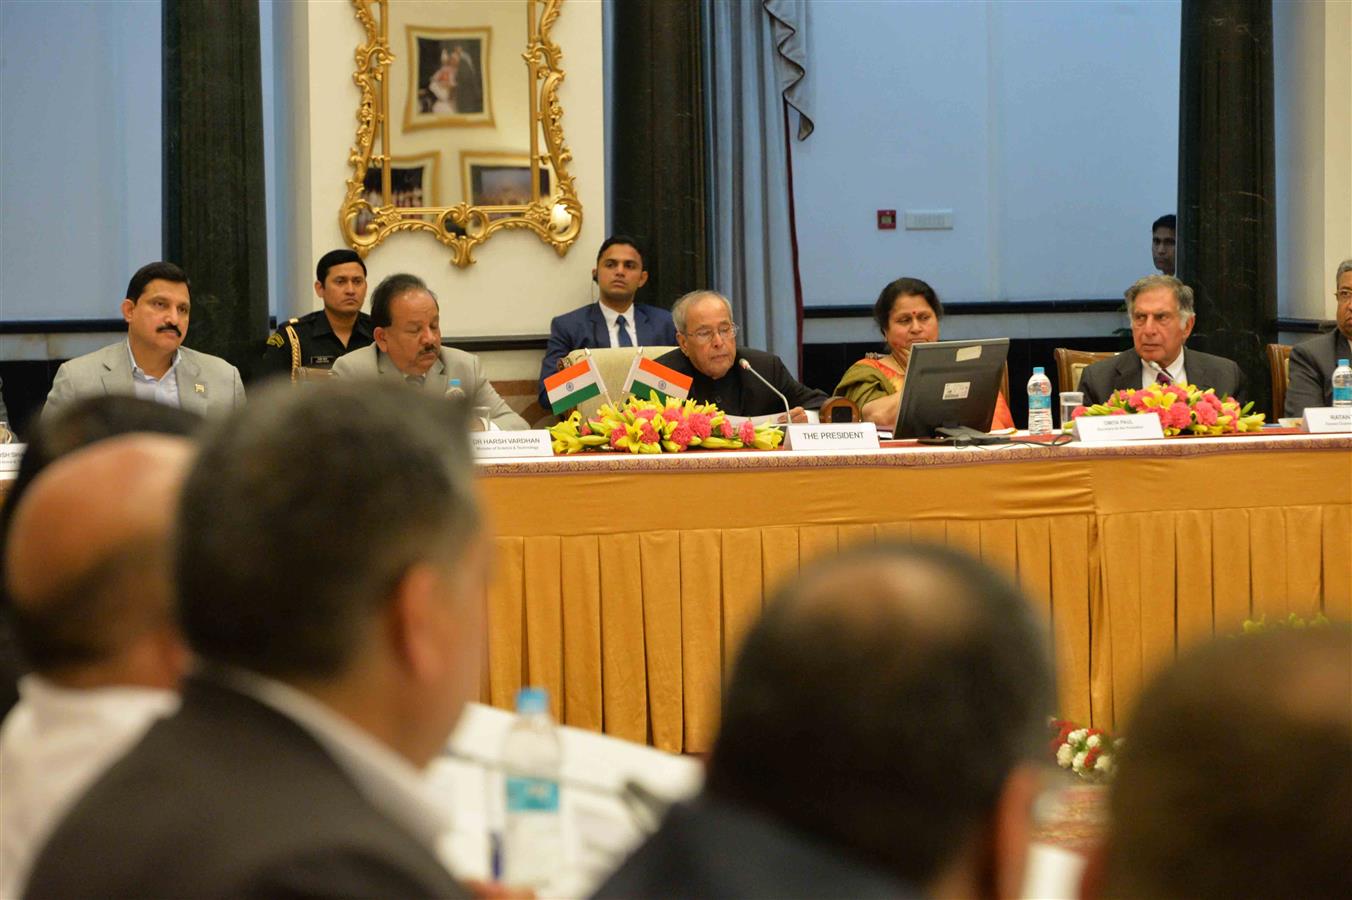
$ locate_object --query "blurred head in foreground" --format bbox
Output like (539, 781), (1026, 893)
(1091, 625), (1352, 899)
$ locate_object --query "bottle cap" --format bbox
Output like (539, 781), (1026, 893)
(516, 686), (549, 715)
(1033, 367), (1045, 375)
(450, 378), (462, 387)
(1339, 359), (1349, 367)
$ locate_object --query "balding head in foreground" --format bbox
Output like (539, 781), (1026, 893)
(598, 542), (1054, 898)
(5, 434), (195, 689)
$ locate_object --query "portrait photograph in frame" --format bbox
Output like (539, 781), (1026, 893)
(459, 151), (553, 214)
(356, 152), (441, 235)
(404, 25), (493, 130)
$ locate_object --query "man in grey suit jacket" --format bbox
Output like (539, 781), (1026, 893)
(1079, 274), (1246, 406)
(43, 262), (245, 419)
(1285, 259), (1352, 417)
(23, 382), (480, 899)
(331, 273), (528, 430)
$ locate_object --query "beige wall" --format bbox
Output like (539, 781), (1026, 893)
(1275, 0), (1352, 321)
(280, 0), (605, 380)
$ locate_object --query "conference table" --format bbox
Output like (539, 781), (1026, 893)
(476, 431), (1350, 753)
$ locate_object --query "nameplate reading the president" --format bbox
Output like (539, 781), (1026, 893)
(1073, 415), (1165, 443)
(783, 423), (880, 451)
(471, 430), (554, 459)
(1302, 407), (1352, 434)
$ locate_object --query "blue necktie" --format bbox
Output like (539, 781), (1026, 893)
(616, 314), (634, 347)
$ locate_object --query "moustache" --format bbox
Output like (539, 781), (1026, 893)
(419, 344), (438, 354)
(157, 324), (182, 336)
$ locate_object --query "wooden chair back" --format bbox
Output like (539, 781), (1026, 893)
(1054, 348), (1117, 393)
(1266, 343), (1292, 419)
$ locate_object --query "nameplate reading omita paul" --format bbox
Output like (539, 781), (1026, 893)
(471, 431), (554, 459)
(783, 423), (880, 451)
(1073, 415), (1165, 443)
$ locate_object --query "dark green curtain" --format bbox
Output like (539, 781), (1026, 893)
(609, 1), (708, 310)
(163, 0), (270, 376)
(1178, 0), (1277, 416)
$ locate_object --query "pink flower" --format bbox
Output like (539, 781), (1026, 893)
(639, 422), (659, 444)
(720, 419), (735, 439)
(633, 407), (658, 421)
(1194, 402), (1218, 426)
(688, 413), (712, 439)
(1166, 384), (1190, 402)
(669, 422), (693, 449)
(1071, 405), (1088, 419)
(608, 429), (625, 449)
(739, 420), (756, 444)
(580, 422), (593, 436)
(1196, 392), (1222, 411)
(1109, 407), (1128, 416)
(1128, 391), (1149, 412)
(1164, 402), (1192, 430)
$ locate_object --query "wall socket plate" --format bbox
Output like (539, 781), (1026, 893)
(904, 209), (954, 230)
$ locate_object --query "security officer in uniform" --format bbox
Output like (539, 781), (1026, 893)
(258, 249), (375, 382)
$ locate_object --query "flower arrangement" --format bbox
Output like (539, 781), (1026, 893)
(548, 394), (786, 455)
(1049, 718), (1121, 782)
(1240, 612), (1331, 635)
(1068, 382), (1265, 436)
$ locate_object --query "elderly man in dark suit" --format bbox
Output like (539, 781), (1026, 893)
(654, 289), (826, 422)
(23, 382), (484, 899)
(1079, 274), (1245, 406)
(1285, 258), (1352, 417)
(536, 236), (677, 409)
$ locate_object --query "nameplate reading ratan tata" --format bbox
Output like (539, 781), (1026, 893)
(471, 431), (554, 459)
(0, 444), (24, 473)
(783, 423), (881, 451)
(1073, 415), (1165, 443)
(1302, 407), (1352, 434)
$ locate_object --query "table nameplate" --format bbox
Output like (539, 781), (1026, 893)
(1073, 415), (1164, 443)
(0, 444), (25, 473)
(471, 431), (555, 458)
(1302, 407), (1352, 434)
(783, 423), (880, 451)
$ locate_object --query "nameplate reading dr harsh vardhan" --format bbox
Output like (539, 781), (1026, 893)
(1073, 415), (1165, 443)
(0, 444), (25, 473)
(471, 431), (554, 459)
(783, 423), (880, 451)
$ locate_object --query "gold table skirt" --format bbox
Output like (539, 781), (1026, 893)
(477, 435), (1351, 753)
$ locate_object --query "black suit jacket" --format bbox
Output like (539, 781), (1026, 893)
(1078, 347), (1246, 407)
(652, 347), (827, 418)
(537, 303), (678, 407)
(1285, 330), (1351, 417)
(23, 675), (467, 900)
(594, 795), (918, 899)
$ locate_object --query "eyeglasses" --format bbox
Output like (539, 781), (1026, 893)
(684, 324), (738, 343)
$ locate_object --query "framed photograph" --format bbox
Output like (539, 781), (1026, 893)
(459, 152), (552, 211)
(404, 26), (493, 130)
(356, 152), (440, 235)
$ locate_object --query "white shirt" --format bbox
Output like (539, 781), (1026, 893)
(0, 676), (178, 899)
(220, 669), (450, 851)
(127, 341), (183, 408)
(597, 302), (638, 348)
(1140, 348), (1187, 389)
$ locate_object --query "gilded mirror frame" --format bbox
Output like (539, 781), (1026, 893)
(341, 0), (582, 267)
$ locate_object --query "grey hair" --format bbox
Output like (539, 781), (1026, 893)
(672, 290), (734, 334)
(1126, 274), (1195, 323)
(1336, 259), (1352, 284)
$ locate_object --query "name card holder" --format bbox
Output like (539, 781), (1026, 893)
(783, 423), (880, 451)
(0, 444), (25, 473)
(1302, 407), (1352, 434)
(471, 430), (555, 459)
(1073, 415), (1165, 443)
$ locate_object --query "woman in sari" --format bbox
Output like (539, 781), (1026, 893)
(833, 276), (1015, 430)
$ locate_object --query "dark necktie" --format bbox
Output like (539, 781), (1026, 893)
(616, 314), (633, 347)
(1155, 369), (1172, 386)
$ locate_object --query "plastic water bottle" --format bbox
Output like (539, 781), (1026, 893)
(1333, 358), (1352, 407)
(501, 687), (563, 889)
(1027, 366), (1054, 434)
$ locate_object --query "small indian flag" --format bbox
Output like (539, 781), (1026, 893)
(623, 356), (693, 404)
(544, 358), (604, 414)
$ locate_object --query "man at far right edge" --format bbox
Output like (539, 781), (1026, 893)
(1078, 274), (1245, 407)
(1285, 258), (1352, 418)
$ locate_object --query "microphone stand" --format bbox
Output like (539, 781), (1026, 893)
(738, 357), (793, 425)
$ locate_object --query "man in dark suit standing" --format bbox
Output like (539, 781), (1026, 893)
(1079, 274), (1245, 406)
(596, 543), (1053, 898)
(654, 289), (826, 422)
(1285, 259), (1352, 417)
(23, 381), (484, 899)
(536, 236), (677, 408)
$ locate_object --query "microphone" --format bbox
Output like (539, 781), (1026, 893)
(1147, 360), (1171, 385)
(738, 358), (792, 424)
